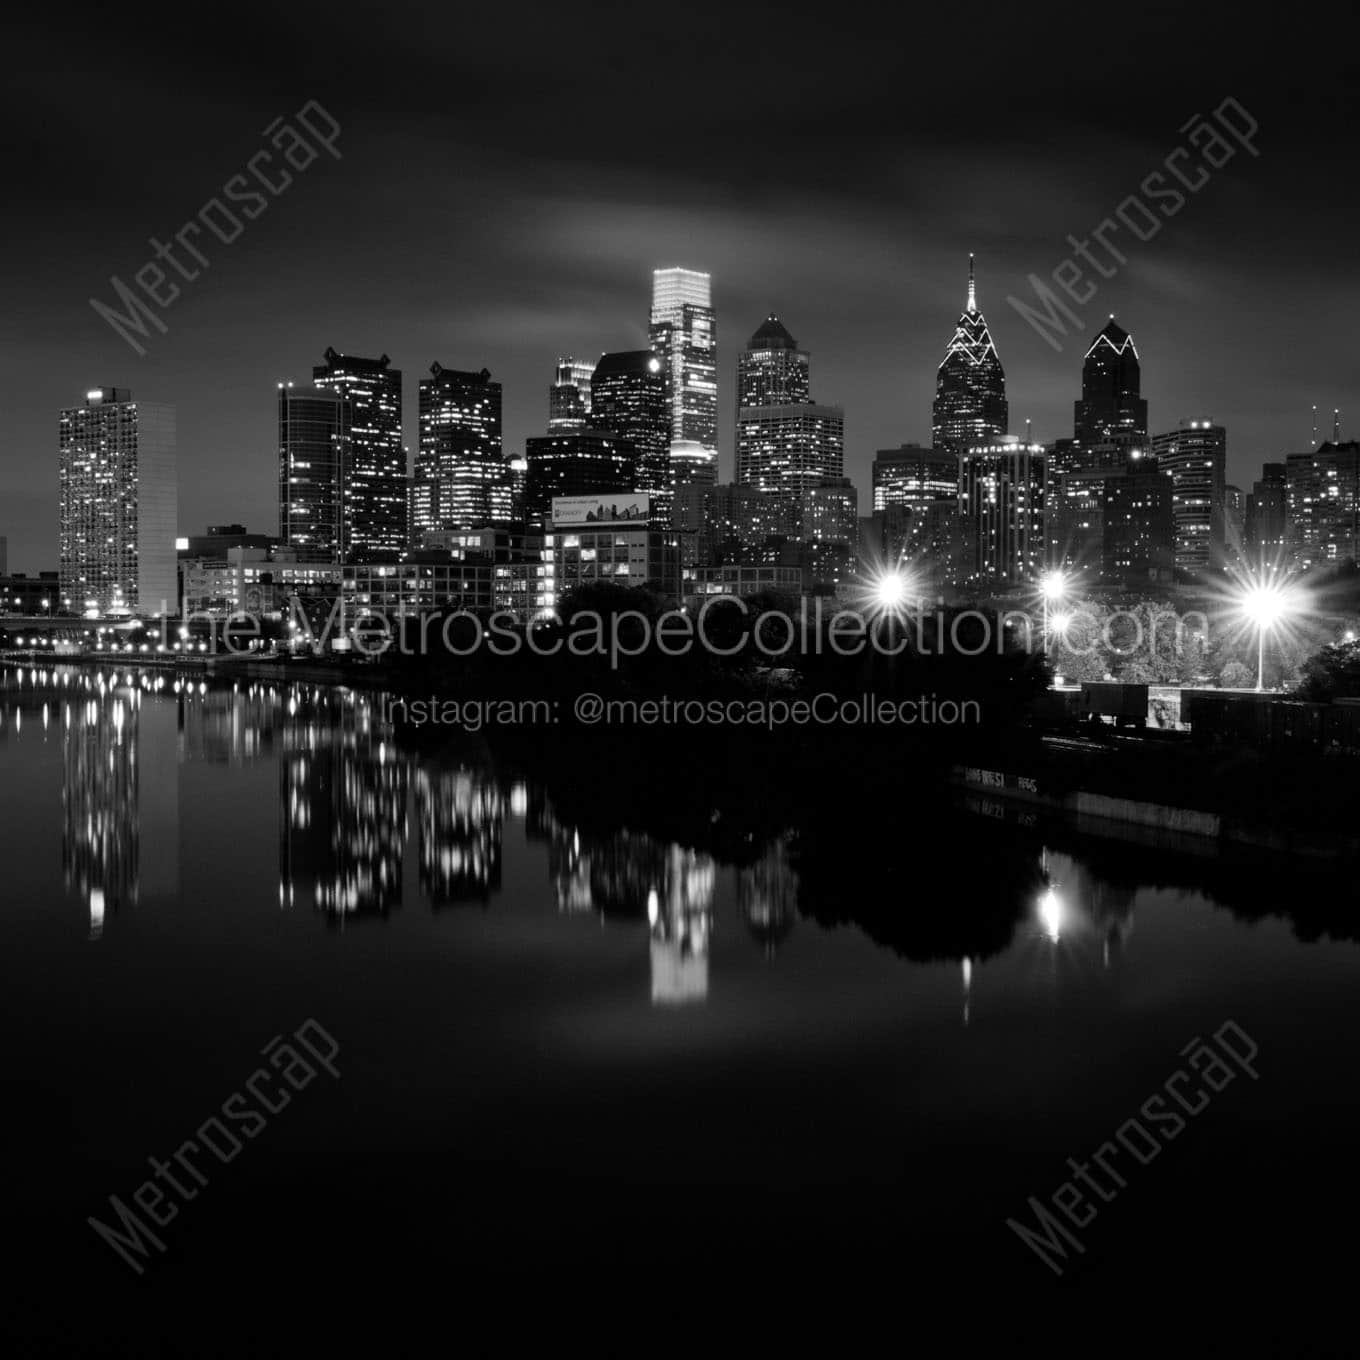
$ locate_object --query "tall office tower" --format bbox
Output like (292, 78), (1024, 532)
(1246, 462), (1288, 563)
(801, 475), (859, 588)
(736, 315), (810, 414)
(1074, 318), (1148, 452)
(412, 365), (506, 537)
(590, 351), (671, 520)
(649, 267), (717, 485)
(522, 433), (636, 526)
(59, 387), (177, 615)
(279, 384), (348, 562)
(312, 349), (406, 561)
(958, 438), (1046, 583)
(548, 357), (594, 432)
(1151, 419), (1227, 576)
(1102, 463), (1175, 587)
(932, 256), (1007, 455)
(735, 311), (842, 515)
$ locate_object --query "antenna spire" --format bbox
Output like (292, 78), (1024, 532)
(1312, 404), (1318, 449)
(1334, 408), (1341, 443)
(966, 254), (976, 312)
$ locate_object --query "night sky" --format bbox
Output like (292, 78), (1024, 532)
(2, 2), (1357, 571)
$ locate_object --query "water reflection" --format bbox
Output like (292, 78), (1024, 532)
(3, 664), (1356, 1005)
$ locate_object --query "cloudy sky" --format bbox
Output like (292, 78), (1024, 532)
(2, 1), (1357, 570)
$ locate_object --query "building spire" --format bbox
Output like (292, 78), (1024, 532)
(967, 254), (977, 313)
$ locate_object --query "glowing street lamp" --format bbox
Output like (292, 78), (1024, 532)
(874, 569), (909, 612)
(1040, 571), (1066, 649)
(1240, 581), (1290, 692)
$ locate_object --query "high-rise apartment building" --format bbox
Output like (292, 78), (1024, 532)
(522, 433), (636, 526)
(59, 386), (177, 615)
(1151, 419), (1226, 576)
(312, 348), (406, 559)
(413, 365), (506, 537)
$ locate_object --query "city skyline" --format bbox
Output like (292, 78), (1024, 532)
(3, 2), (1358, 575)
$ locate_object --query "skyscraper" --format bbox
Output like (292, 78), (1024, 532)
(649, 268), (717, 485)
(736, 313), (843, 514)
(871, 445), (958, 514)
(60, 387), (177, 615)
(413, 365), (506, 537)
(958, 438), (1045, 583)
(590, 351), (671, 518)
(279, 384), (348, 562)
(1151, 419), (1227, 576)
(736, 315), (809, 413)
(1246, 462), (1288, 562)
(1074, 318), (1148, 452)
(312, 349), (406, 560)
(548, 357), (594, 432)
(932, 256), (1007, 455)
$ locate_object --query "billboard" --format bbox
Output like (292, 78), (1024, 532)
(551, 494), (651, 527)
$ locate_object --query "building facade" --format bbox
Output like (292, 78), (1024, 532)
(60, 386), (177, 615)
(649, 268), (717, 486)
(279, 384), (348, 563)
(958, 439), (1045, 584)
(523, 433), (637, 527)
(312, 348), (407, 559)
(590, 351), (671, 520)
(1151, 419), (1226, 576)
(413, 365), (506, 537)
(548, 357), (594, 431)
(1074, 318), (1148, 453)
(932, 257), (1007, 454)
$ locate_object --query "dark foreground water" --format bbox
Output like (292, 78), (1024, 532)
(3, 663), (1359, 1354)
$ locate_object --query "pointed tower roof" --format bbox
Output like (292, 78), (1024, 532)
(1084, 315), (1138, 359)
(939, 256), (1000, 371)
(748, 313), (798, 349)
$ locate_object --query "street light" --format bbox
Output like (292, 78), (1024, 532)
(1040, 570), (1066, 650)
(1240, 581), (1290, 692)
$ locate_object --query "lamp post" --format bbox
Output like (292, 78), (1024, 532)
(1041, 570), (1066, 651)
(1240, 581), (1288, 692)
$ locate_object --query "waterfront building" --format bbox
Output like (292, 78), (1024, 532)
(413, 365), (506, 535)
(60, 386), (177, 616)
(312, 349), (406, 559)
(523, 432), (637, 527)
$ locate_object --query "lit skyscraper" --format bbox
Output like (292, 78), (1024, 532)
(932, 256), (1007, 455)
(1074, 318), (1148, 452)
(279, 384), (348, 562)
(736, 313), (843, 511)
(959, 438), (1045, 583)
(590, 350), (671, 519)
(548, 357), (594, 431)
(649, 267), (717, 485)
(736, 314), (810, 413)
(312, 349), (407, 560)
(1151, 419), (1226, 576)
(59, 386), (177, 615)
(413, 365), (506, 536)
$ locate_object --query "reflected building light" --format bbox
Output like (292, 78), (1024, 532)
(509, 782), (528, 818)
(89, 887), (105, 940)
(1038, 888), (1063, 943)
